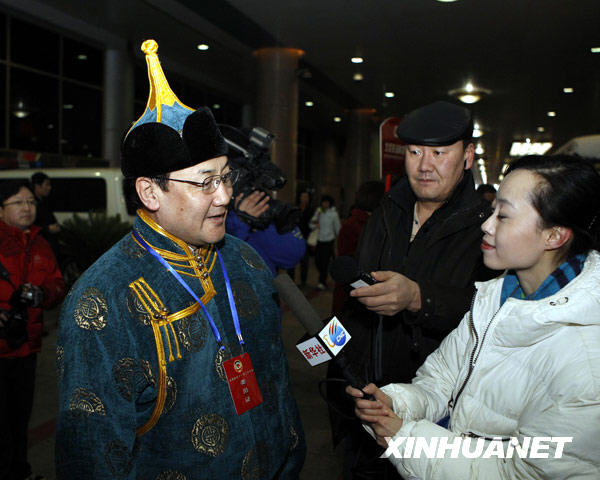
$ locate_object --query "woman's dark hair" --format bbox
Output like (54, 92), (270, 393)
(506, 154), (600, 255)
(0, 180), (33, 205)
(31, 172), (49, 186)
(355, 180), (385, 212)
(321, 194), (334, 206)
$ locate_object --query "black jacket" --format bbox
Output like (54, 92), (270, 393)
(333, 170), (498, 390)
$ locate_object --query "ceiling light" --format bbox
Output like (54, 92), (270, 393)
(510, 142), (553, 156)
(212, 104), (220, 109)
(547, 111), (556, 117)
(592, 47), (600, 53)
(537, 126), (545, 133)
(563, 87), (574, 93)
(333, 116), (342, 123)
(351, 57), (363, 64)
(475, 144), (484, 155)
(448, 82), (490, 104)
(63, 104), (74, 110)
(197, 44), (209, 51)
(12, 100), (29, 118)
(477, 158), (485, 166)
(498, 174), (504, 181)
(305, 101), (314, 107)
(459, 94), (479, 104)
(353, 72), (363, 81)
(77, 54), (87, 60)
(384, 92), (395, 98)
(437, 0), (458, 2)
(473, 123), (483, 138)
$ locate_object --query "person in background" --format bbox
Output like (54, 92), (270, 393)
(0, 179), (66, 480)
(55, 40), (305, 479)
(348, 154), (600, 479)
(31, 172), (60, 256)
(332, 180), (385, 316)
(226, 189), (306, 276)
(287, 190), (315, 287)
(310, 194), (341, 290)
(476, 183), (497, 204)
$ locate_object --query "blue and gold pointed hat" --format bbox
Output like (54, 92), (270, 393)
(121, 39), (227, 178)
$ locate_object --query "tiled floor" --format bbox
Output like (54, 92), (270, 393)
(26, 261), (344, 479)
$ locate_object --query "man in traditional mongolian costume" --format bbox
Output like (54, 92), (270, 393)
(55, 40), (305, 480)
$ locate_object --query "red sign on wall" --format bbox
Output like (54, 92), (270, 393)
(379, 117), (405, 183)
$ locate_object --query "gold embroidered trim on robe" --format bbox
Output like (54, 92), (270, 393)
(129, 277), (210, 437)
(134, 209), (218, 284)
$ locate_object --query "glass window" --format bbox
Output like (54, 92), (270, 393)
(0, 14), (6, 60)
(62, 81), (102, 157)
(49, 177), (107, 212)
(11, 18), (59, 73)
(9, 68), (58, 152)
(63, 37), (103, 85)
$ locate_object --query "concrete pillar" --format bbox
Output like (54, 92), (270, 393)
(103, 49), (134, 167)
(254, 47), (304, 204)
(342, 108), (377, 199)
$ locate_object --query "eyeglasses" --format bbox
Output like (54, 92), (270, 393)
(167, 170), (239, 194)
(2, 199), (37, 208)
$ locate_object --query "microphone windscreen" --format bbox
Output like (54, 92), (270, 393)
(273, 273), (322, 336)
(330, 256), (360, 284)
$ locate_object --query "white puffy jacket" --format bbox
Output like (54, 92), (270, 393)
(379, 250), (600, 479)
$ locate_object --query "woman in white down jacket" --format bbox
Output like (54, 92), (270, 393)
(347, 154), (600, 479)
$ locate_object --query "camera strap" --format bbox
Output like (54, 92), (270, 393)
(0, 259), (17, 289)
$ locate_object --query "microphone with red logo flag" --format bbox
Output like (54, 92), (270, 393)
(273, 273), (370, 393)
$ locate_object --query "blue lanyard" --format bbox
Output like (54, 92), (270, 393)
(132, 230), (244, 351)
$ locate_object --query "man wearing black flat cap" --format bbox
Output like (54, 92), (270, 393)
(329, 101), (498, 479)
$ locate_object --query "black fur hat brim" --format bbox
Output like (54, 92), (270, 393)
(121, 107), (228, 178)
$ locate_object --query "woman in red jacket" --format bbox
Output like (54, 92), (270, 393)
(0, 180), (65, 480)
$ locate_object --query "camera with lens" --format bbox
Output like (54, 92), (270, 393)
(0, 285), (34, 350)
(0, 308), (28, 349)
(219, 124), (300, 234)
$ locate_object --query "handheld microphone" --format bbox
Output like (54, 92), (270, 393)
(330, 256), (377, 289)
(273, 273), (369, 392)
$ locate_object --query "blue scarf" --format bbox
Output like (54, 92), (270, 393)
(500, 254), (586, 305)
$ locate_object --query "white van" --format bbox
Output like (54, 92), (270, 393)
(0, 168), (136, 224)
(554, 134), (600, 158)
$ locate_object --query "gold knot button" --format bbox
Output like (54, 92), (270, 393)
(141, 39), (158, 55)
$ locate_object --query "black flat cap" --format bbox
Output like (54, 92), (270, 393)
(396, 101), (473, 146)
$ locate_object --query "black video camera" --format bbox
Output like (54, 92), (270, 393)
(0, 263), (34, 350)
(220, 125), (300, 234)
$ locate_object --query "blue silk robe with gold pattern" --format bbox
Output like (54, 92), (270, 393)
(55, 212), (306, 479)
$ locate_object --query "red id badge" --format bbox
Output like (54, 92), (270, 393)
(223, 352), (263, 415)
